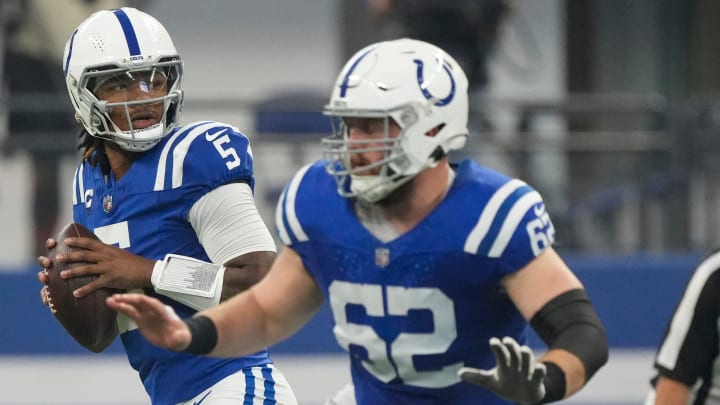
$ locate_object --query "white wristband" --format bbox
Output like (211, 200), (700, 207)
(150, 254), (226, 311)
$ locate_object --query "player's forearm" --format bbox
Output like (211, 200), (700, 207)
(653, 376), (690, 405)
(540, 349), (587, 398)
(202, 288), (278, 357)
(186, 247), (324, 358)
(220, 251), (276, 300)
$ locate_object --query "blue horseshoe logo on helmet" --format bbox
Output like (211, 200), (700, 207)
(414, 59), (456, 106)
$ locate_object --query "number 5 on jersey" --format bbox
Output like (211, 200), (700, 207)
(206, 129), (241, 170)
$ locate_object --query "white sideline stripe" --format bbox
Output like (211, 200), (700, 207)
(463, 179), (527, 254)
(0, 350), (654, 404)
(656, 251), (720, 369)
(488, 191), (542, 257)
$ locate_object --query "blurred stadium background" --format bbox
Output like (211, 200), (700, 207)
(1, 0), (719, 403)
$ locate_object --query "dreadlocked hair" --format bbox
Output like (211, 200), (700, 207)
(77, 129), (110, 175)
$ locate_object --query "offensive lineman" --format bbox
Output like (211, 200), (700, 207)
(107, 38), (608, 404)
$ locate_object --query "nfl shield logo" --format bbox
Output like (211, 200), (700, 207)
(375, 248), (390, 267)
(102, 194), (113, 213)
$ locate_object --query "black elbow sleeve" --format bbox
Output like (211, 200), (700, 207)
(530, 288), (609, 381)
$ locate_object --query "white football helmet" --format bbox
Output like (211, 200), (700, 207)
(62, 7), (183, 152)
(322, 38), (469, 203)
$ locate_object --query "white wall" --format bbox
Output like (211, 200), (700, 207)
(149, 0), (339, 113)
(0, 350), (653, 404)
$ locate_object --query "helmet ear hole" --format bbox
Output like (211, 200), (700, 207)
(424, 123), (445, 138)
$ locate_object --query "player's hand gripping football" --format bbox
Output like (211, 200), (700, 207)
(458, 336), (547, 405)
(37, 238), (57, 305)
(46, 236), (155, 298)
(106, 293), (192, 351)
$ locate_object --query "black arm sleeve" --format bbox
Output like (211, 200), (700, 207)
(530, 288), (609, 381)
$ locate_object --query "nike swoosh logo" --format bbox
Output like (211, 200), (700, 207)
(205, 128), (228, 141)
(193, 390), (212, 405)
(533, 203), (545, 217)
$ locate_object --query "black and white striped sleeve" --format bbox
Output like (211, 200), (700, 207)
(653, 252), (720, 386)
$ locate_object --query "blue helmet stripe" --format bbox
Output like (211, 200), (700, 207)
(339, 46), (376, 97)
(64, 29), (78, 77)
(112, 9), (141, 56)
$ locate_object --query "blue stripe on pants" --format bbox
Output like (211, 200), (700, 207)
(262, 365), (277, 404)
(243, 368), (256, 405)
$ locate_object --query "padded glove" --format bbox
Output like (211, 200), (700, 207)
(458, 336), (546, 405)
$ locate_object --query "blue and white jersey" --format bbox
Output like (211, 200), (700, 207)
(71, 121), (272, 405)
(276, 160), (556, 404)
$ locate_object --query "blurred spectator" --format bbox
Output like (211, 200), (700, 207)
(355, 0), (515, 184)
(1, 0), (138, 256)
(349, 0), (514, 151)
(365, 0), (510, 92)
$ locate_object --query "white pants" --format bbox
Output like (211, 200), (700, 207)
(324, 383), (356, 405)
(177, 364), (298, 405)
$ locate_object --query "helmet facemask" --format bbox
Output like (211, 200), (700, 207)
(323, 102), (447, 203)
(76, 58), (183, 152)
(63, 7), (185, 153)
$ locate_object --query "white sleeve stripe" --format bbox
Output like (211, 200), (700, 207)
(281, 163), (313, 243)
(488, 191), (542, 257)
(171, 123), (224, 189)
(79, 163), (86, 201)
(72, 164), (80, 205)
(78, 163), (86, 204)
(153, 125), (192, 191)
(463, 179), (527, 254)
(275, 187), (291, 245)
(656, 252), (720, 369)
(153, 121), (212, 191)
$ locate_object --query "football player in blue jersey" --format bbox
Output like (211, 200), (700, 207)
(36, 7), (297, 405)
(106, 38), (608, 404)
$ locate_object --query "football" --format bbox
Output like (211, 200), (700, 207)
(45, 222), (120, 353)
